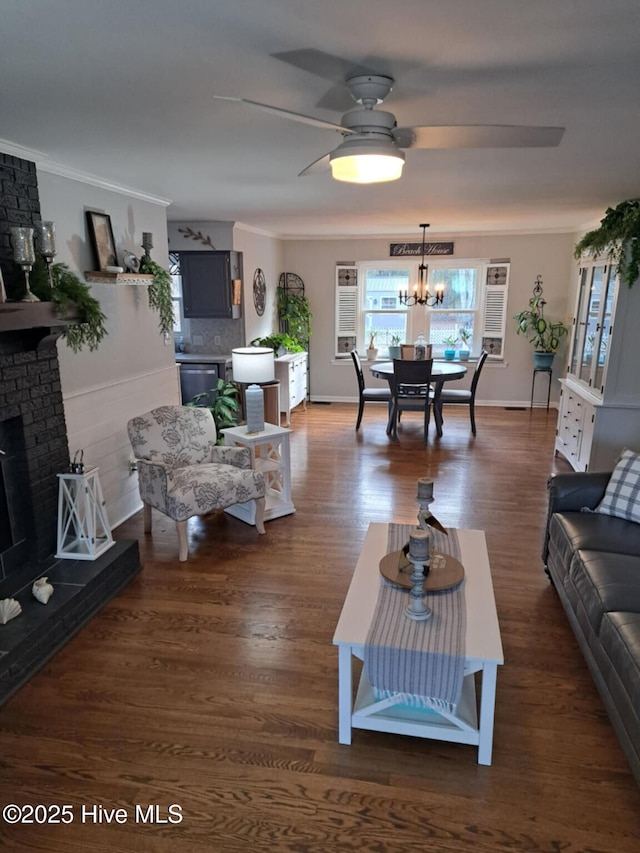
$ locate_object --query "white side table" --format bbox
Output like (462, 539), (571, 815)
(56, 467), (115, 560)
(221, 423), (295, 524)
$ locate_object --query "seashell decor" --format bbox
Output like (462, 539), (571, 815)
(32, 577), (54, 605)
(0, 598), (22, 625)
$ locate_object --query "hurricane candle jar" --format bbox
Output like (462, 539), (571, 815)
(36, 221), (57, 289)
(10, 226), (39, 302)
(414, 332), (427, 360)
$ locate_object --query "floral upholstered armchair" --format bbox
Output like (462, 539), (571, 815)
(127, 406), (266, 561)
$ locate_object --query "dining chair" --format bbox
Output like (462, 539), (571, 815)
(389, 358), (435, 442)
(400, 344), (414, 359)
(350, 349), (392, 430)
(437, 349), (489, 435)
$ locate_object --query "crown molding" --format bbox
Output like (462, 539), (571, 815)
(0, 138), (172, 207)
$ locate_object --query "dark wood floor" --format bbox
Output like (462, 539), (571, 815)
(2, 402), (639, 852)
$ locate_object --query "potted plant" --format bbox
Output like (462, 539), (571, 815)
(251, 333), (304, 355)
(443, 334), (458, 361)
(189, 378), (239, 441)
(514, 289), (568, 368)
(574, 198), (640, 287)
(388, 333), (402, 360)
(277, 288), (312, 347)
(458, 328), (472, 361)
(366, 331), (378, 361)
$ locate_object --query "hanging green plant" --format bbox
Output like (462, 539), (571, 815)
(574, 199), (640, 287)
(26, 259), (108, 352)
(277, 288), (312, 344)
(251, 333), (304, 354)
(139, 256), (174, 336)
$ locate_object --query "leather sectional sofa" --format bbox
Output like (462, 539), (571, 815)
(543, 468), (640, 787)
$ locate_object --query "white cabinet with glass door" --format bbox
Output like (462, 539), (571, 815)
(555, 258), (640, 471)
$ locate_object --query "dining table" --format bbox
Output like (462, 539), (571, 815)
(370, 360), (467, 437)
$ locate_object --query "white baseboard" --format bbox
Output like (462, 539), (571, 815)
(309, 395), (558, 410)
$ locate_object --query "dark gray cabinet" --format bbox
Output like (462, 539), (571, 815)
(180, 250), (242, 318)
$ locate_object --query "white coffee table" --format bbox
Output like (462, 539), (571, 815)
(333, 523), (504, 765)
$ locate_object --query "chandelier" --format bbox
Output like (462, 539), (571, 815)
(399, 224), (444, 307)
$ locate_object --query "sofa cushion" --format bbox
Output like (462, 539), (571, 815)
(599, 612), (640, 722)
(569, 551), (640, 634)
(548, 511), (640, 567)
(596, 448), (640, 524)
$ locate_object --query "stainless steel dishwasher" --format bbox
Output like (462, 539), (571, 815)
(179, 363), (220, 405)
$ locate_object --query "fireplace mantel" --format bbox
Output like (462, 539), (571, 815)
(0, 302), (79, 334)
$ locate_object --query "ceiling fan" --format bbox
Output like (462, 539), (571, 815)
(215, 72), (565, 184)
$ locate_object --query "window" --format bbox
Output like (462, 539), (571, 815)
(363, 267), (410, 357)
(335, 260), (509, 359)
(428, 266), (479, 357)
(169, 252), (189, 339)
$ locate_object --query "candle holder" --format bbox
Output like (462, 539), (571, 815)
(415, 477), (447, 536)
(405, 530), (432, 621)
(10, 226), (39, 302)
(35, 221), (57, 290)
(141, 232), (153, 259)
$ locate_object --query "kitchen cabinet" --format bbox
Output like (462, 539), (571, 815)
(555, 258), (640, 471)
(180, 250), (242, 318)
(275, 352), (308, 426)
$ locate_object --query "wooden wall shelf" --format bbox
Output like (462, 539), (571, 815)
(85, 272), (153, 285)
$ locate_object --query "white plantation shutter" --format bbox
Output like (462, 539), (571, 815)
(481, 263), (510, 358)
(335, 266), (358, 357)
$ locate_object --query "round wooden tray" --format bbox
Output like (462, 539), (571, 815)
(379, 549), (465, 591)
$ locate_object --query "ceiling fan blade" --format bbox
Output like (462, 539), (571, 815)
(271, 49), (374, 82)
(393, 125), (565, 149)
(298, 152), (331, 177)
(214, 96), (350, 133)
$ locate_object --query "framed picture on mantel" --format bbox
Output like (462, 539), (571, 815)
(86, 211), (117, 271)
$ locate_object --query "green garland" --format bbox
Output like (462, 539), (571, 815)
(574, 199), (640, 287)
(27, 260), (108, 352)
(139, 256), (174, 336)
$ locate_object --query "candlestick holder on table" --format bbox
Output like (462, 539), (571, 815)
(404, 529), (432, 621)
(416, 477), (447, 535)
(10, 226), (39, 302)
(141, 232), (153, 259)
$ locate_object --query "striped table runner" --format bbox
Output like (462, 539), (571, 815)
(363, 524), (466, 713)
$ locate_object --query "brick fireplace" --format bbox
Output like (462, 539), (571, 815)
(0, 327), (68, 580)
(0, 152), (141, 705)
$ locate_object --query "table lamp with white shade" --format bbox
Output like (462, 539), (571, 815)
(232, 347), (275, 433)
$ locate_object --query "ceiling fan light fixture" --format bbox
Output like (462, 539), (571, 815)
(329, 138), (405, 184)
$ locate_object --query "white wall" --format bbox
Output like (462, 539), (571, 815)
(232, 224), (283, 345)
(38, 171), (180, 527)
(282, 231), (577, 406)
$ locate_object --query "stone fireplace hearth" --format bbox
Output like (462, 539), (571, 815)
(0, 306), (141, 705)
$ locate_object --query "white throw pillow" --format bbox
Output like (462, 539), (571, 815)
(596, 448), (640, 524)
